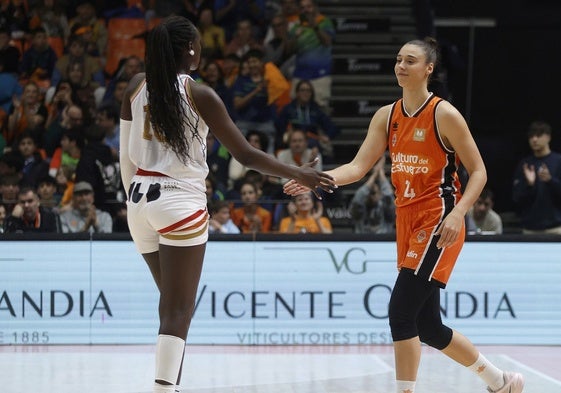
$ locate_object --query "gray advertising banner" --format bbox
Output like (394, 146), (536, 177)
(1, 240), (559, 345)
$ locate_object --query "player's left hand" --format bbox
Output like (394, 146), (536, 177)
(435, 210), (464, 249)
(283, 179), (311, 196)
(290, 157), (336, 199)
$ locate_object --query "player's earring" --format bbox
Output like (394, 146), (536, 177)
(188, 49), (195, 55)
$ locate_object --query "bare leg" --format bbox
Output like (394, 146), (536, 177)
(143, 243), (206, 389)
(393, 336), (422, 381)
(158, 243), (206, 338)
(143, 252), (184, 388)
(143, 251), (162, 291)
(440, 330), (479, 366)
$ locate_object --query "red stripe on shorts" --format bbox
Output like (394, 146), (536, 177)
(136, 168), (168, 177)
(158, 209), (206, 234)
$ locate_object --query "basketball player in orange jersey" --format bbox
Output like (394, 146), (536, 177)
(119, 16), (334, 393)
(285, 37), (524, 393)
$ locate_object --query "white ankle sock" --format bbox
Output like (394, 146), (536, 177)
(154, 334), (185, 392)
(467, 353), (504, 391)
(396, 380), (416, 393)
(153, 382), (176, 393)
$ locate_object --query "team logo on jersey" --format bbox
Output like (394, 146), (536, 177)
(413, 128), (426, 142)
(417, 230), (427, 243)
(392, 133), (397, 147)
(392, 121), (399, 131)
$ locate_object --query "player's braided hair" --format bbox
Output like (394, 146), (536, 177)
(145, 16), (202, 164)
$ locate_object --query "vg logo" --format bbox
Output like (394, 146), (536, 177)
(266, 246), (390, 274)
(324, 247), (389, 274)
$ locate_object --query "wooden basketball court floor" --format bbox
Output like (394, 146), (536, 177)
(1, 344), (560, 393)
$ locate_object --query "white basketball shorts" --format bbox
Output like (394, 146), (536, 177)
(126, 174), (209, 254)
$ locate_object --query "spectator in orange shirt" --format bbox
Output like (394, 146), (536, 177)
(278, 191), (332, 233)
(230, 180), (272, 233)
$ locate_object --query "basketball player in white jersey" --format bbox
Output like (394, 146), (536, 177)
(119, 16), (334, 393)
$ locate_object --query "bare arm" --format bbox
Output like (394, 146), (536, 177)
(284, 105), (390, 196)
(437, 101), (487, 216)
(435, 101), (487, 248)
(120, 73), (145, 121)
(189, 80), (334, 192)
(326, 105), (391, 185)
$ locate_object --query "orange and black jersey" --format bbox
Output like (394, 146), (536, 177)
(387, 93), (462, 209)
(388, 94), (464, 287)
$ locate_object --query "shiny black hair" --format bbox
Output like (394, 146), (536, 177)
(145, 16), (201, 163)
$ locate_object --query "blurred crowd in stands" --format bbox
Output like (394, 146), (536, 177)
(0, 0), (345, 234)
(1, 0), (559, 235)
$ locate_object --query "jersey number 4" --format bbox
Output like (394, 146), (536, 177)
(404, 179), (416, 199)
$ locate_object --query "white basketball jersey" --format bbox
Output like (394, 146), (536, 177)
(129, 74), (209, 191)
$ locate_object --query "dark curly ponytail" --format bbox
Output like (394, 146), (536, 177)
(145, 16), (201, 163)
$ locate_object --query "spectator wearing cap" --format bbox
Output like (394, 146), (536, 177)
(58, 181), (112, 233)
